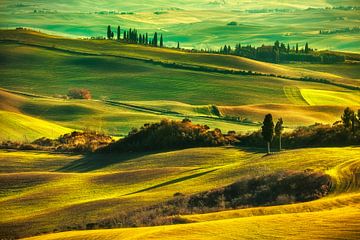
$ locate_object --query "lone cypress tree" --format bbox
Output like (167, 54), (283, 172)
(107, 25), (112, 39)
(275, 118), (284, 151)
(177, 41), (180, 49)
(342, 107), (354, 129)
(160, 34), (163, 47)
(117, 26), (120, 41)
(262, 114), (274, 154)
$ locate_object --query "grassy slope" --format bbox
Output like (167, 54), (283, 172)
(0, 89), (262, 141)
(0, 146), (357, 239)
(0, 29), (359, 89)
(1, 30), (359, 138)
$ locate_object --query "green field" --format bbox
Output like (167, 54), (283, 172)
(0, 20), (359, 240)
(0, 0), (359, 52)
(0, 29), (359, 141)
(0, 146), (359, 239)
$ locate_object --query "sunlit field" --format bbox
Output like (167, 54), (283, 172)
(0, 1), (359, 239)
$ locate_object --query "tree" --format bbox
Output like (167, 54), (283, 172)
(145, 33), (148, 45)
(117, 26), (120, 40)
(111, 31), (114, 39)
(107, 25), (112, 39)
(305, 42), (309, 53)
(153, 32), (158, 46)
(177, 41), (180, 49)
(275, 118), (284, 151)
(287, 44), (290, 53)
(296, 43), (299, 53)
(160, 34), (163, 47)
(342, 107), (354, 129)
(262, 114), (274, 154)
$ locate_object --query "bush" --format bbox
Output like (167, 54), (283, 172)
(67, 88), (92, 99)
(0, 131), (114, 153)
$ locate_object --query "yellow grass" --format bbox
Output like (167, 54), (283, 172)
(301, 89), (360, 106)
(0, 146), (358, 239)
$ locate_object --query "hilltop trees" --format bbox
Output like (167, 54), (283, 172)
(153, 32), (158, 46)
(262, 114), (274, 154)
(107, 25), (112, 39)
(275, 118), (284, 151)
(117, 26), (120, 40)
(160, 34), (163, 47)
(342, 107), (354, 129)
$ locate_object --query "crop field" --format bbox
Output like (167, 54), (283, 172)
(0, 146), (359, 239)
(0, 3), (359, 238)
(0, 30), (359, 141)
(0, 1), (359, 52)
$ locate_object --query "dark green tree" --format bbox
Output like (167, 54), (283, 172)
(107, 25), (112, 39)
(160, 34), (163, 47)
(177, 41), (180, 49)
(296, 43), (299, 53)
(275, 118), (284, 151)
(117, 26), (120, 40)
(305, 42), (309, 53)
(153, 32), (158, 46)
(145, 33), (148, 45)
(262, 114), (274, 154)
(342, 107), (354, 129)
(287, 44), (290, 53)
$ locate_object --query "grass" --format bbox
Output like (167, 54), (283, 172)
(301, 89), (360, 106)
(0, 110), (72, 142)
(0, 1), (359, 53)
(0, 29), (359, 139)
(0, 146), (359, 239)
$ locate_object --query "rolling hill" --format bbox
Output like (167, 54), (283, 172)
(0, 146), (358, 239)
(0, 28), (359, 240)
(0, 29), (359, 141)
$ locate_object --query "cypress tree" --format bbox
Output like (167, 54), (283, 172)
(107, 25), (111, 39)
(177, 41), (180, 49)
(117, 26), (120, 40)
(342, 107), (354, 129)
(153, 32), (158, 46)
(305, 42), (309, 53)
(275, 118), (284, 151)
(296, 43), (299, 53)
(262, 114), (274, 154)
(160, 34), (163, 47)
(145, 33), (148, 45)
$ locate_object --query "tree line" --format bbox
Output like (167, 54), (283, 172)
(216, 41), (345, 64)
(256, 107), (360, 153)
(106, 25), (165, 47)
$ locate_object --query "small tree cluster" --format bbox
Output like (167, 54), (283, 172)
(67, 88), (92, 99)
(99, 119), (236, 153)
(106, 25), (165, 47)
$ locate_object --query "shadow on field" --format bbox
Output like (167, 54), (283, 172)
(125, 168), (218, 195)
(56, 152), (148, 172)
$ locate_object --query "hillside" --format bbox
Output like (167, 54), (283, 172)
(1, 29), (359, 89)
(0, 29), (359, 141)
(0, 146), (358, 239)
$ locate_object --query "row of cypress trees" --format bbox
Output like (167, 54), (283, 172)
(107, 25), (164, 47)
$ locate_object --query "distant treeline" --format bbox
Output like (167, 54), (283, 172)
(319, 27), (360, 35)
(91, 25), (346, 64)
(212, 41), (345, 64)
(91, 25), (172, 48)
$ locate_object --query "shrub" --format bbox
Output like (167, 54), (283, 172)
(67, 88), (92, 99)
